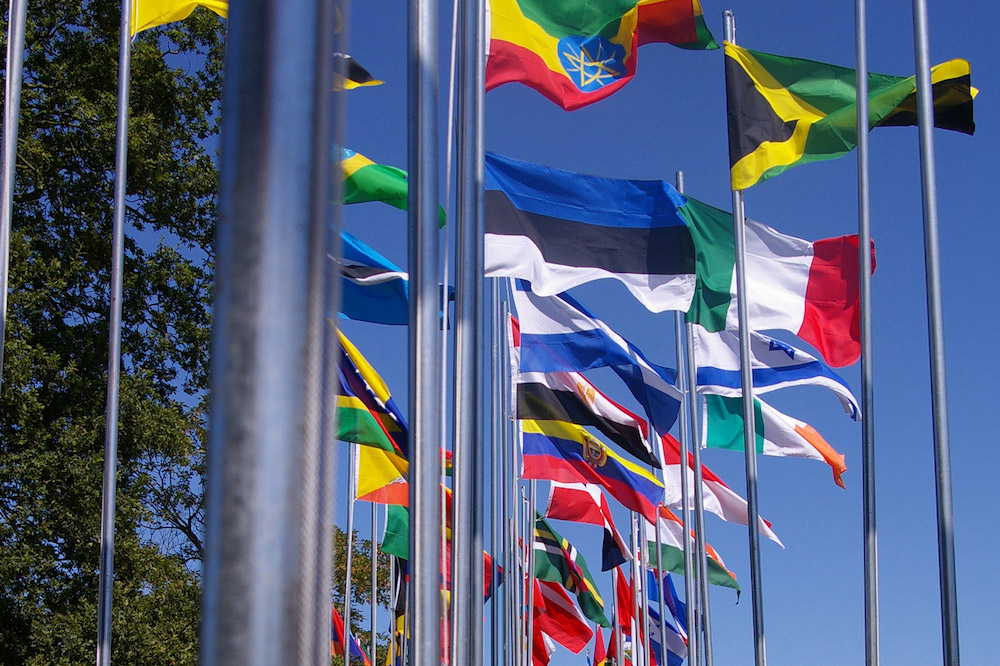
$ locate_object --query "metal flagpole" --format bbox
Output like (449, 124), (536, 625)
(491, 279), (501, 666)
(630, 513), (641, 666)
(854, 1), (880, 663)
(639, 533), (653, 666)
(407, 0), (442, 662)
(452, 0), (487, 657)
(371, 501), (379, 662)
(671, 173), (698, 664)
(96, 2), (133, 662)
(653, 511), (669, 666)
(910, 1), (960, 663)
(676, 170), (713, 666)
(0, 0), (27, 388)
(524, 484), (536, 666)
(344, 446), (358, 652)
(201, 0), (337, 661)
(390, 554), (396, 666)
(613, 568), (623, 665)
(723, 12), (767, 666)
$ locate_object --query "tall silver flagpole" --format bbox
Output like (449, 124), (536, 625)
(678, 170), (715, 666)
(630, 513), (641, 666)
(0, 0), (27, 387)
(491, 280), (501, 666)
(854, 1), (880, 663)
(407, 0), (442, 662)
(653, 512), (668, 666)
(95, 2), (133, 663)
(723, 12), (767, 666)
(910, 1), (960, 663)
(639, 531), (652, 666)
(344, 447), (358, 655)
(452, 0), (486, 658)
(201, 0), (336, 661)
(672, 173), (699, 666)
(525, 484), (537, 666)
(371, 501), (379, 662)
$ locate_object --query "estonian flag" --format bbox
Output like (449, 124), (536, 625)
(485, 153), (696, 313)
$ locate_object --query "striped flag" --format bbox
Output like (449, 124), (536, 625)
(703, 394), (847, 488)
(522, 419), (664, 524)
(533, 514), (611, 627)
(533, 579), (594, 654)
(659, 433), (783, 547)
(511, 281), (681, 435)
(544, 481), (632, 571)
(645, 504), (739, 591)
(485, 153), (695, 312)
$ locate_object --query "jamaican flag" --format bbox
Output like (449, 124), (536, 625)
(533, 514), (611, 628)
(724, 42), (976, 190)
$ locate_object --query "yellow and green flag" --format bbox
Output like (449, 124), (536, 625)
(131, 0), (227, 35)
(340, 148), (446, 226)
(725, 42), (976, 190)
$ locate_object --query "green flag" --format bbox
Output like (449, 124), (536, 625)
(533, 514), (610, 628)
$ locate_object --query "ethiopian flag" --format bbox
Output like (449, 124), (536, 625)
(725, 42), (976, 190)
(487, 0), (717, 111)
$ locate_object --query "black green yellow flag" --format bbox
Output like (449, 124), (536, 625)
(724, 42), (976, 190)
(533, 514), (611, 628)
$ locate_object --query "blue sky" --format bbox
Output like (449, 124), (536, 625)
(337, 1), (1000, 663)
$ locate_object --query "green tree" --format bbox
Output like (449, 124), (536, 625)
(0, 2), (223, 663)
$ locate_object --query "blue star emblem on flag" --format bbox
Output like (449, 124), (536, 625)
(557, 35), (626, 93)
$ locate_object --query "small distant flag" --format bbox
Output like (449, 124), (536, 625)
(486, 0), (717, 110)
(724, 42), (976, 190)
(544, 481), (632, 571)
(645, 504), (739, 591)
(533, 514), (610, 628)
(331, 604), (372, 666)
(130, 0), (227, 35)
(333, 53), (384, 90)
(340, 148), (446, 225)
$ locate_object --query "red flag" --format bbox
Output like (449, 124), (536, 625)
(545, 481), (633, 570)
(615, 567), (633, 635)
(594, 625), (607, 666)
(533, 579), (594, 653)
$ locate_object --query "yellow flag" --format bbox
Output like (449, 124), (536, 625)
(131, 0), (228, 36)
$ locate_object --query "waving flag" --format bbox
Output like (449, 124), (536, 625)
(703, 394), (847, 488)
(533, 579), (594, 653)
(511, 281), (681, 434)
(534, 515), (611, 627)
(486, 153), (695, 312)
(487, 0), (716, 110)
(681, 196), (875, 367)
(339, 331), (409, 455)
(340, 148), (446, 225)
(645, 504), (739, 591)
(130, 0), (226, 35)
(522, 420), (663, 524)
(593, 626), (607, 666)
(691, 324), (861, 421)
(331, 605), (372, 666)
(724, 42), (975, 190)
(660, 433), (783, 546)
(544, 482), (632, 570)
(332, 53), (383, 90)
(338, 231), (410, 326)
(517, 368), (657, 468)
(648, 601), (687, 666)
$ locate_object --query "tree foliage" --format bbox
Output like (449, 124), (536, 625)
(0, 2), (222, 663)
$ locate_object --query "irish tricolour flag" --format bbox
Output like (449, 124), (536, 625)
(681, 196), (874, 367)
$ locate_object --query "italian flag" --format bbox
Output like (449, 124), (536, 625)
(645, 504), (740, 591)
(702, 394), (847, 488)
(680, 196), (874, 367)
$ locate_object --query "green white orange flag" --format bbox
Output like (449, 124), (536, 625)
(486, 0), (716, 111)
(702, 394), (847, 488)
(131, 0), (227, 35)
(645, 504), (739, 591)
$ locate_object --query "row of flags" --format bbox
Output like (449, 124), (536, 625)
(120, 1), (977, 664)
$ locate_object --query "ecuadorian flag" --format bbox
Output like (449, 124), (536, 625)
(487, 0), (717, 110)
(521, 419), (663, 524)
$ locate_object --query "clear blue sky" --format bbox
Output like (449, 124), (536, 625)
(337, 1), (1000, 663)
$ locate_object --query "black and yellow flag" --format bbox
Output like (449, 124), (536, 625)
(724, 42), (976, 190)
(333, 53), (384, 91)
